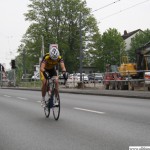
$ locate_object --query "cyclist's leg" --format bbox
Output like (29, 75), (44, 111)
(54, 76), (59, 96)
(40, 71), (47, 107)
(48, 68), (59, 96)
(42, 79), (47, 98)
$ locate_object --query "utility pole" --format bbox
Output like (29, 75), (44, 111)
(0, 64), (2, 87)
(41, 35), (45, 57)
(79, 13), (83, 82)
(23, 48), (26, 75)
(11, 60), (16, 87)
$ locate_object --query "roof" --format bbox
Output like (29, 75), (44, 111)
(141, 41), (150, 49)
(122, 29), (142, 40)
(136, 41), (150, 54)
(136, 41), (150, 52)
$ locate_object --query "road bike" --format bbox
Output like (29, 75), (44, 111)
(44, 76), (67, 120)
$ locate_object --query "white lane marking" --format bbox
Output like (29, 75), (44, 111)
(17, 97), (27, 100)
(74, 107), (105, 114)
(4, 95), (11, 97)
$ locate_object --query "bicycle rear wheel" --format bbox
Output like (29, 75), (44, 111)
(44, 102), (50, 118)
(53, 93), (60, 120)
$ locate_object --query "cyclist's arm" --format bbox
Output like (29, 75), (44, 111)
(59, 61), (66, 72)
(59, 61), (68, 84)
(40, 62), (46, 72)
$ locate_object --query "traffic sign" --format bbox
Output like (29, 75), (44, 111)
(49, 44), (58, 50)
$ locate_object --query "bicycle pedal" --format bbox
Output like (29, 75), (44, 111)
(53, 102), (59, 107)
(44, 106), (48, 110)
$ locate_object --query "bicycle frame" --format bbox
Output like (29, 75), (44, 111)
(44, 76), (60, 120)
(47, 77), (55, 99)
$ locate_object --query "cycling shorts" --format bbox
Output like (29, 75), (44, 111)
(40, 68), (57, 81)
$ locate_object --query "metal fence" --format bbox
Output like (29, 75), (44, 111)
(1, 70), (150, 91)
(103, 70), (150, 91)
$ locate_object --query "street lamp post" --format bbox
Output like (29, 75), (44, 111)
(79, 13), (83, 82)
(23, 48), (26, 76)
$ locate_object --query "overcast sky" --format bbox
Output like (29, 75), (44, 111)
(0, 0), (150, 70)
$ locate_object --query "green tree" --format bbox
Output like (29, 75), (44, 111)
(87, 32), (103, 71)
(101, 28), (125, 68)
(16, 0), (99, 74)
(128, 29), (150, 62)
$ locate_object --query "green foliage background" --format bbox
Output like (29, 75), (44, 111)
(13, 0), (149, 81)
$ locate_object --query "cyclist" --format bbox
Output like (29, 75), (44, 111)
(40, 47), (68, 107)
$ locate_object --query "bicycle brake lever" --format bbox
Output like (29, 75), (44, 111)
(63, 79), (67, 85)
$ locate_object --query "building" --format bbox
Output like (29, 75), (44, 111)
(77, 66), (98, 74)
(122, 29), (143, 51)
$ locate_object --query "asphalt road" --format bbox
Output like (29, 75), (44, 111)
(0, 89), (150, 150)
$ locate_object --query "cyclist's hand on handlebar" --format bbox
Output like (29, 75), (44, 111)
(62, 71), (68, 85)
(62, 71), (68, 80)
(43, 71), (49, 79)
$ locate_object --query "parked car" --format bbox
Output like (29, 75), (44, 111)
(31, 72), (40, 81)
(76, 73), (89, 83)
(59, 74), (64, 80)
(88, 73), (103, 83)
(22, 74), (32, 81)
(68, 74), (79, 82)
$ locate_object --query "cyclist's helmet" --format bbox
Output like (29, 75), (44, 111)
(49, 47), (60, 60)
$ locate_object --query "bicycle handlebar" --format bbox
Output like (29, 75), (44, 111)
(63, 79), (67, 85)
(47, 76), (67, 85)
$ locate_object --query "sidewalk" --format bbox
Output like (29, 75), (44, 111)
(2, 86), (150, 100)
(59, 87), (150, 99)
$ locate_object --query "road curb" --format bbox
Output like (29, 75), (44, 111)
(1, 87), (150, 100)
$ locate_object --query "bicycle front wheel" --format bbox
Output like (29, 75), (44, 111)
(53, 94), (60, 120)
(44, 102), (50, 118)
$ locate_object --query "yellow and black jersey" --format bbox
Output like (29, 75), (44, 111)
(41, 53), (64, 70)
